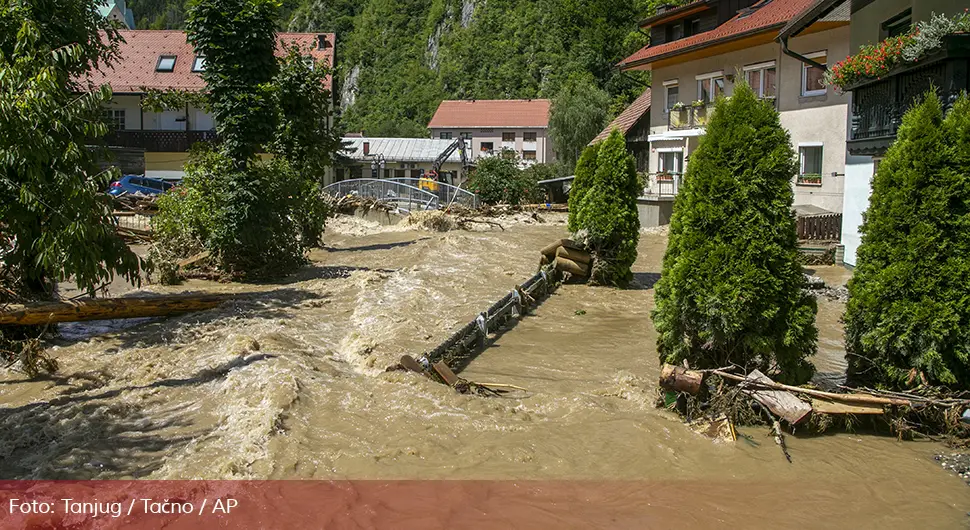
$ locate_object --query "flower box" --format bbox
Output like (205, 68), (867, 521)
(797, 174), (823, 186)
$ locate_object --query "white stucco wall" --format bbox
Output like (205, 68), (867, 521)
(428, 128), (554, 165)
(841, 155), (874, 266)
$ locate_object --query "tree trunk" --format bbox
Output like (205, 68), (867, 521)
(659, 364), (705, 394)
(0, 293), (237, 326)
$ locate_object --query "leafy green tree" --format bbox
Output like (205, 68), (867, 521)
(549, 75), (611, 169)
(575, 129), (639, 286)
(0, 0), (140, 297)
(651, 83), (817, 384)
(271, 46), (342, 247)
(466, 151), (529, 205)
(567, 142), (601, 232)
(845, 92), (970, 389)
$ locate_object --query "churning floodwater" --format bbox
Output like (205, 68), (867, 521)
(1, 213), (968, 527)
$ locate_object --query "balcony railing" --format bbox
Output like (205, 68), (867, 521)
(650, 172), (683, 197)
(668, 104), (713, 130)
(847, 34), (970, 157)
(104, 130), (219, 152)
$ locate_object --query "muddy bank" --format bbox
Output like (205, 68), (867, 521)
(1, 215), (968, 526)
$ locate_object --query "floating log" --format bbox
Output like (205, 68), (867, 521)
(660, 364), (705, 395)
(555, 246), (592, 265)
(0, 293), (237, 326)
(742, 369), (813, 425)
(555, 256), (589, 277)
(713, 370), (912, 407)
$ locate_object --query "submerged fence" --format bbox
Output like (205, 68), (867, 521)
(406, 264), (562, 379)
(323, 178), (479, 211)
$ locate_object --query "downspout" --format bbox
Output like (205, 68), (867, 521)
(779, 34), (827, 71)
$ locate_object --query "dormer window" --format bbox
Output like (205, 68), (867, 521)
(317, 34), (330, 50)
(156, 55), (176, 72)
(191, 56), (205, 72)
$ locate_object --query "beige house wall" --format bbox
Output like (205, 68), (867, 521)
(850, 0), (970, 51)
(105, 95), (214, 131)
(428, 127), (555, 165)
(645, 25), (849, 212)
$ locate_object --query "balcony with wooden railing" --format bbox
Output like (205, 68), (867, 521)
(103, 130), (219, 152)
(847, 34), (970, 157)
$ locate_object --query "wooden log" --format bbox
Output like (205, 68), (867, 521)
(555, 246), (592, 265)
(660, 364), (705, 394)
(555, 256), (589, 277)
(540, 239), (584, 258)
(713, 369), (913, 407)
(177, 250), (212, 269)
(742, 369), (813, 425)
(0, 293), (237, 326)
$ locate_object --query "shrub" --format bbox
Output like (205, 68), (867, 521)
(651, 83), (817, 384)
(845, 92), (970, 389)
(466, 151), (532, 205)
(567, 143), (601, 233)
(521, 162), (563, 204)
(575, 129), (640, 287)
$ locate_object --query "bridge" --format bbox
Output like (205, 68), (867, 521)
(322, 178), (479, 212)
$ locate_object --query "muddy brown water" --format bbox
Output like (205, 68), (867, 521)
(1, 214), (968, 527)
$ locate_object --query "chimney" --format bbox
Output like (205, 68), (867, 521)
(363, 142), (370, 156)
(317, 34), (330, 50)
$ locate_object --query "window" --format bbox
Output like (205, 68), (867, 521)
(459, 132), (472, 140)
(156, 55), (176, 72)
(523, 150), (537, 160)
(191, 56), (205, 72)
(883, 9), (912, 39)
(523, 132), (537, 142)
(668, 22), (683, 41)
(744, 62), (776, 99)
(502, 132), (516, 143)
(664, 81), (679, 112)
(658, 151), (682, 175)
(439, 132), (453, 140)
(103, 109), (125, 130)
(686, 18), (701, 37)
(799, 145), (823, 182)
(696, 72), (725, 104)
(480, 142), (494, 153)
(801, 51), (827, 97)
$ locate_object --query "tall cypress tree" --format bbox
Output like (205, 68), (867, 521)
(576, 129), (640, 287)
(845, 92), (970, 389)
(652, 83), (817, 384)
(567, 142), (600, 233)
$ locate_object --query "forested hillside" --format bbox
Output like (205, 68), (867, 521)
(128, 0), (666, 137)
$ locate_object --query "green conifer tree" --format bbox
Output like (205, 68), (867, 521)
(651, 83), (817, 384)
(845, 92), (970, 389)
(567, 142), (600, 233)
(576, 129), (640, 287)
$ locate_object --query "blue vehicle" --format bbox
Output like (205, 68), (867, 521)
(108, 175), (176, 196)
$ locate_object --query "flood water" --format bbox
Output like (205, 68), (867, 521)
(1, 214), (968, 527)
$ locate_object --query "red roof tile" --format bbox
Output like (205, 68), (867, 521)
(620, 0), (817, 69)
(84, 30), (334, 93)
(427, 99), (551, 128)
(591, 89), (651, 144)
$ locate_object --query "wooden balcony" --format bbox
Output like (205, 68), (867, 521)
(847, 35), (970, 157)
(104, 130), (218, 152)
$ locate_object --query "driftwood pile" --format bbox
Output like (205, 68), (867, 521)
(660, 363), (970, 458)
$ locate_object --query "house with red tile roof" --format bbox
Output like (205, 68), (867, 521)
(591, 89), (652, 172)
(89, 30), (334, 179)
(427, 99), (554, 166)
(619, 0), (850, 227)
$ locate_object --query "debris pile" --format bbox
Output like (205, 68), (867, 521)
(804, 273), (849, 302)
(659, 363), (970, 458)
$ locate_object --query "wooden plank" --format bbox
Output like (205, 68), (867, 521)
(0, 293), (236, 326)
(399, 355), (426, 374)
(432, 361), (461, 387)
(812, 398), (884, 415)
(743, 369), (813, 425)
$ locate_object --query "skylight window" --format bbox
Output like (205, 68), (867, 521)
(156, 55), (176, 72)
(192, 56), (205, 72)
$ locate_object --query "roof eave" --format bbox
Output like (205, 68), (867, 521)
(619, 23), (786, 71)
(776, 0), (848, 40)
